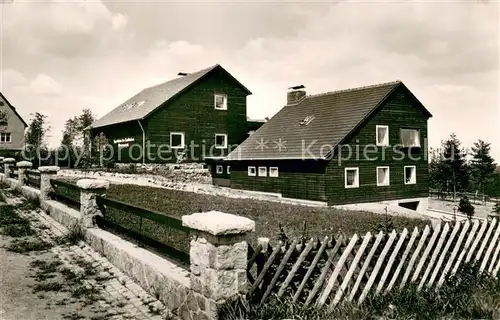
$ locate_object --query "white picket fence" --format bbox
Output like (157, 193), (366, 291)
(248, 218), (500, 308)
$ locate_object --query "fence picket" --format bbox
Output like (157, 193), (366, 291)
(277, 238), (314, 298)
(466, 220), (488, 263)
(249, 241), (283, 296)
(428, 222), (461, 288)
(438, 220), (470, 287)
(293, 236), (330, 303)
(332, 232), (372, 305)
(453, 220), (480, 275)
(317, 234), (359, 307)
(376, 228), (408, 294)
(475, 219), (497, 262)
(260, 239), (299, 305)
(418, 223), (450, 290)
(358, 230), (397, 305)
(412, 224), (441, 283)
(304, 236), (344, 306)
(489, 234), (500, 274)
(480, 220), (500, 273)
(400, 225), (430, 289)
(386, 227), (419, 293)
(348, 231), (384, 302)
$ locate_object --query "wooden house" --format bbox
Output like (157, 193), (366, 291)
(89, 64), (263, 163)
(223, 81), (433, 208)
(0, 92), (28, 156)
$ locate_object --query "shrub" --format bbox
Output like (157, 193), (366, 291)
(458, 196), (475, 218)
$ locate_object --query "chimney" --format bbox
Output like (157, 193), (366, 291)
(287, 85), (306, 105)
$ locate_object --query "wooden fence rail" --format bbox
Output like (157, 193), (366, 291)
(247, 219), (500, 308)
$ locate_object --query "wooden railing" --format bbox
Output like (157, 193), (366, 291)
(248, 219), (500, 307)
(49, 179), (81, 209)
(25, 169), (41, 189)
(96, 196), (190, 265)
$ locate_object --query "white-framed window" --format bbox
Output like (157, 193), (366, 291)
(215, 133), (228, 149)
(0, 132), (11, 143)
(248, 166), (256, 176)
(269, 167), (279, 177)
(258, 166), (267, 177)
(170, 132), (185, 149)
(214, 94), (227, 110)
(345, 167), (359, 188)
(216, 165), (223, 174)
(404, 166), (416, 184)
(376, 125), (389, 146)
(377, 166), (390, 186)
(400, 128), (420, 147)
(227, 165), (231, 174)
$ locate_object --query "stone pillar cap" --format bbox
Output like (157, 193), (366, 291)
(16, 161), (32, 168)
(182, 211), (255, 236)
(3, 158), (15, 163)
(76, 178), (110, 190)
(38, 166), (60, 173)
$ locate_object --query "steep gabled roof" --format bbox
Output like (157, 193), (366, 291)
(227, 81), (432, 161)
(91, 64), (251, 129)
(0, 92), (28, 127)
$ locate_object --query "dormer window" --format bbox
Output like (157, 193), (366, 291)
(299, 115), (315, 126)
(214, 94), (227, 110)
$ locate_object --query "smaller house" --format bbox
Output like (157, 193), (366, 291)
(0, 92), (28, 156)
(224, 80), (433, 210)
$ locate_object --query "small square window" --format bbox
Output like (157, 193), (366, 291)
(400, 129), (420, 147)
(345, 167), (359, 188)
(377, 166), (390, 186)
(404, 166), (416, 184)
(214, 94), (227, 110)
(258, 166), (267, 177)
(269, 167), (279, 177)
(0, 101), (4, 106)
(216, 165), (223, 174)
(248, 166), (256, 176)
(215, 134), (227, 149)
(170, 132), (185, 149)
(0, 132), (10, 143)
(376, 125), (389, 146)
(227, 166), (231, 174)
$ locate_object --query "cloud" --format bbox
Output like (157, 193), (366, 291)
(29, 74), (62, 96)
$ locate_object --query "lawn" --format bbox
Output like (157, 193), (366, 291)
(106, 184), (430, 243)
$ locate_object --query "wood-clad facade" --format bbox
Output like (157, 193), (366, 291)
(90, 65), (260, 163)
(227, 84), (431, 205)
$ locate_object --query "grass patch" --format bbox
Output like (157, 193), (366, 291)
(56, 223), (86, 246)
(32, 281), (64, 293)
(6, 238), (52, 253)
(219, 262), (500, 320)
(106, 184), (429, 243)
(0, 204), (35, 237)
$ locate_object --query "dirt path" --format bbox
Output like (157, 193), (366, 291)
(0, 189), (172, 320)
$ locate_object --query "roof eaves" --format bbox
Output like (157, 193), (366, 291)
(323, 81), (402, 160)
(0, 92), (28, 127)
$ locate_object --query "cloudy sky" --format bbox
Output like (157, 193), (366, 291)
(1, 0), (498, 160)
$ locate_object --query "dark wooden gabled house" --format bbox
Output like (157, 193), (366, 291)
(89, 64), (263, 163)
(224, 81), (433, 208)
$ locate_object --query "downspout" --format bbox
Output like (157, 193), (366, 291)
(137, 120), (146, 164)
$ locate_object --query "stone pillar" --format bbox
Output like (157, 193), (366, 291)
(16, 161), (32, 186)
(76, 179), (109, 228)
(3, 158), (15, 178)
(182, 211), (255, 319)
(39, 166), (60, 201)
